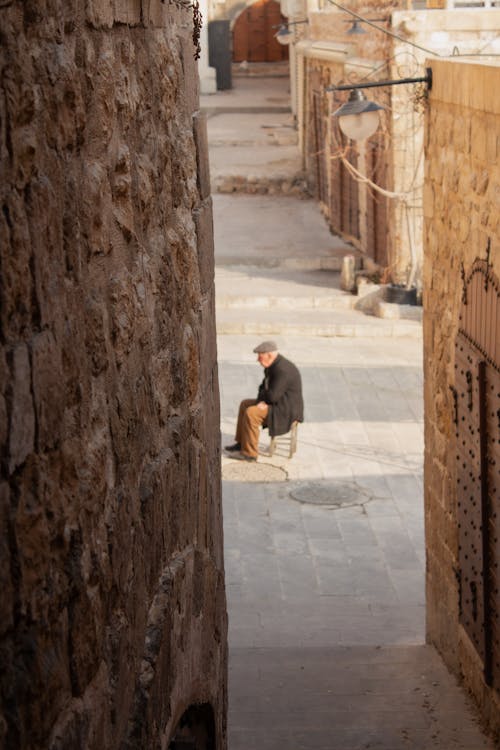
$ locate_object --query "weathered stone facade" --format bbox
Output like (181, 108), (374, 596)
(295, 2), (398, 273)
(296, 4), (500, 284)
(423, 58), (500, 739)
(0, 2), (227, 749)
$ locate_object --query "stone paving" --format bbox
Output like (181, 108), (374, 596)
(220, 335), (426, 650)
(206, 70), (497, 750)
(219, 335), (495, 749)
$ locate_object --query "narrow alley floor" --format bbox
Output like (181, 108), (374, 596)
(201, 67), (496, 750)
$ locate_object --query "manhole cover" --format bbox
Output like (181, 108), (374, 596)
(289, 481), (373, 507)
(222, 461), (287, 483)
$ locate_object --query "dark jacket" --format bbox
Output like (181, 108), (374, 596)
(257, 354), (304, 437)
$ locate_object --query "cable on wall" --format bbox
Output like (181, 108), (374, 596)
(324, 0), (442, 58)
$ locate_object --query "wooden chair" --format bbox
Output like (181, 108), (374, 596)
(268, 421), (299, 459)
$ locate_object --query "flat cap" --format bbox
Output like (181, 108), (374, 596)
(253, 340), (278, 353)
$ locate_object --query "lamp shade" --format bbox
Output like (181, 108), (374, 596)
(332, 89), (383, 140)
(346, 20), (367, 35)
(275, 25), (293, 45)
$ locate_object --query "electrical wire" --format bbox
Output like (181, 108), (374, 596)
(324, 0), (442, 58)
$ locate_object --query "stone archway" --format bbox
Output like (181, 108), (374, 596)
(232, 0), (289, 63)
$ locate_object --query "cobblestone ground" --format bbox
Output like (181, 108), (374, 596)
(219, 335), (495, 750)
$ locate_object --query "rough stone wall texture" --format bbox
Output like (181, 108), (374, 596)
(299, 46), (391, 265)
(308, 4), (393, 61)
(302, 3), (394, 269)
(390, 9), (500, 286)
(423, 58), (500, 739)
(0, 2), (227, 749)
(302, 7), (500, 284)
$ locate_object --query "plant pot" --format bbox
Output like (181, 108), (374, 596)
(384, 284), (417, 306)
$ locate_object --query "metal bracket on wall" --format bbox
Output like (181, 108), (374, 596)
(460, 262), (468, 306)
(484, 237), (491, 292)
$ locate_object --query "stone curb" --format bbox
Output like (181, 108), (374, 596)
(216, 320), (422, 338)
(215, 258), (345, 271)
(216, 295), (357, 310)
(213, 174), (310, 198)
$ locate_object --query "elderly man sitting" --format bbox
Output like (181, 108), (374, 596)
(225, 341), (304, 462)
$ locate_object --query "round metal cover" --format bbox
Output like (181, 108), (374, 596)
(222, 461), (287, 483)
(289, 481), (372, 507)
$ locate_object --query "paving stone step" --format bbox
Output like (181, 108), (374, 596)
(228, 646), (495, 750)
(216, 294), (357, 310)
(215, 307), (422, 338)
(213, 175), (310, 198)
(215, 257), (345, 271)
(215, 268), (355, 310)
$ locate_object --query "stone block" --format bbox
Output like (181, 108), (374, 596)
(143, 0), (168, 26)
(199, 295), (218, 390)
(8, 344), (35, 473)
(86, 0), (114, 28)
(484, 114), (498, 165)
(422, 182), (434, 219)
(183, 36), (200, 114)
(31, 330), (64, 452)
(340, 254), (356, 292)
(0, 483), (13, 636)
(470, 112), (488, 164)
(193, 111), (211, 201)
(375, 301), (422, 322)
(193, 197), (215, 296)
(114, 0), (141, 24)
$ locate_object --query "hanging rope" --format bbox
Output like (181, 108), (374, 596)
(336, 154), (421, 200)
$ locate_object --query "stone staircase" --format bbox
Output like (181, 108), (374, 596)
(215, 265), (423, 338)
(205, 76), (423, 340)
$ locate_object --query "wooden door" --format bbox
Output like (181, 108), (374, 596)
(365, 139), (388, 266)
(232, 0), (289, 63)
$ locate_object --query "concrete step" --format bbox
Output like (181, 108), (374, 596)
(207, 112), (297, 147)
(215, 306), (422, 338)
(213, 173), (310, 198)
(209, 145), (304, 193)
(231, 62), (290, 77)
(215, 268), (357, 310)
(215, 256), (349, 272)
(212, 194), (356, 271)
(217, 293), (357, 310)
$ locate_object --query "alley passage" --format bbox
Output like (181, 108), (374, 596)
(203, 69), (496, 750)
(219, 337), (495, 750)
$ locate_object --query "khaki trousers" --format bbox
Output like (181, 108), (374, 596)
(235, 399), (269, 458)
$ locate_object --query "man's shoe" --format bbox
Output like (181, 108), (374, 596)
(224, 442), (241, 452)
(233, 452), (257, 462)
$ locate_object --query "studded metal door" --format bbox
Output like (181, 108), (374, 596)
(453, 246), (500, 689)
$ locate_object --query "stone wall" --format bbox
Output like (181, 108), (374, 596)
(298, 7), (500, 284)
(0, 2), (227, 749)
(423, 58), (500, 739)
(297, 2), (396, 271)
(296, 34), (392, 267)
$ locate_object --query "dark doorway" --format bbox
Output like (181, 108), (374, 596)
(168, 704), (216, 750)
